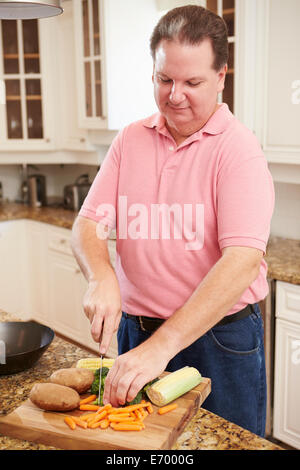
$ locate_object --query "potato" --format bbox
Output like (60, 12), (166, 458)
(29, 383), (80, 411)
(49, 368), (94, 394)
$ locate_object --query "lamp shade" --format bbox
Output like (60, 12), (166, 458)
(0, 0), (63, 19)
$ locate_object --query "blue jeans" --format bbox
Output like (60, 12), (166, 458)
(117, 303), (267, 437)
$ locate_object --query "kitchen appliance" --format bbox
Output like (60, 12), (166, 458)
(0, 375), (211, 449)
(28, 174), (47, 207)
(0, 0), (63, 19)
(63, 174), (92, 211)
(0, 321), (54, 375)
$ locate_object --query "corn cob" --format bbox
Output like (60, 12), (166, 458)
(76, 357), (115, 371)
(146, 366), (202, 406)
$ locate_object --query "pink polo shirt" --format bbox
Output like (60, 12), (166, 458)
(79, 104), (275, 319)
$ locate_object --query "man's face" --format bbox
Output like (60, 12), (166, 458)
(152, 39), (227, 143)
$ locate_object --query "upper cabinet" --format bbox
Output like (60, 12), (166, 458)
(0, 18), (57, 151)
(254, 0), (300, 164)
(73, 0), (159, 131)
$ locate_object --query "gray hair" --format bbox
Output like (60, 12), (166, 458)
(150, 5), (228, 71)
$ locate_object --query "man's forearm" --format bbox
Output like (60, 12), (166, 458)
(71, 216), (113, 282)
(146, 247), (263, 359)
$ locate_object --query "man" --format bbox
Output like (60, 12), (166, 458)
(71, 6), (274, 437)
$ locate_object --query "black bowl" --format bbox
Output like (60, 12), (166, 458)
(0, 321), (55, 375)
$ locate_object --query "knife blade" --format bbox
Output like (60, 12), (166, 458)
(98, 354), (103, 406)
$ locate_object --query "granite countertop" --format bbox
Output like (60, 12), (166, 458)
(0, 201), (117, 239)
(0, 312), (282, 451)
(265, 236), (300, 285)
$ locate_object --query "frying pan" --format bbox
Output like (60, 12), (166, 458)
(0, 321), (54, 375)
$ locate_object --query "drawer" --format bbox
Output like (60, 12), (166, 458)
(276, 281), (300, 324)
(48, 229), (73, 257)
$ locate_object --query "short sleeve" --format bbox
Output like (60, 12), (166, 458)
(78, 132), (122, 229)
(217, 155), (275, 255)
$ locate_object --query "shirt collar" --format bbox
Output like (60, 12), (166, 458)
(143, 103), (233, 138)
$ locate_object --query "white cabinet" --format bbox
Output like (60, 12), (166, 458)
(73, 0), (158, 131)
(55, 0), (96, 152)
(26, 220), (48, 324)
(0, 220), (29, 317)
(0, 18), (57, 151)
(253, 0), (300, 164)
(273, 281), (300, 449)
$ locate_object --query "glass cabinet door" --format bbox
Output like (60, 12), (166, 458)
(75, 0), (106, 128)
(206, 0), (235, 113)
(0, 19), (44, 140)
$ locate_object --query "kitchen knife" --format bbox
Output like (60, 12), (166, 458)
(98, 354), (103, 406)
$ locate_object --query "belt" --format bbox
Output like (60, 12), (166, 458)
(124, 304), (255, 333)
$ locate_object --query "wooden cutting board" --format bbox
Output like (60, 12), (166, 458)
(0, 377), (211, 450)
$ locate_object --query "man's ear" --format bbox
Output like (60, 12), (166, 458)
(152, 63), (155, 84)
(217, 64), (227, 93)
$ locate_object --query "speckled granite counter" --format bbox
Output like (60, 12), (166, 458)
(0, 312), (282, 450)
(0, 201), (77, 230)
(0, 201), (116, 238)
(265, 236), (300, 285)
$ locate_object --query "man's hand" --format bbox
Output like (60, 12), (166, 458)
(83, 268), (122, 355)
(103, 339), (171, 407)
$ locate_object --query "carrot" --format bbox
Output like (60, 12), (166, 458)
(99, 418), (110, 429)
(140, 409), (148, 420)
(158, 403), (178, 415)
(146, 403), (153, 414)
(89, 420), (105, 429)
(134, 409), (143, 420)
(79, 394), (97, 405)
(119, 402), (151, 413)
(64, 416), (76, 430)
(88, 410), (107, 425)
(112, 422), (144, 431)
(108, 415), (135, 423)
(71, 416), (88, 429)
(79, 404), (101, 411)
(80, 412), (98, 421)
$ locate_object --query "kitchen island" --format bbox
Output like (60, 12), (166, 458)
(0, 311), (282, 451)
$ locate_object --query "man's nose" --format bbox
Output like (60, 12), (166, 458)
(169, 81), (185, 104)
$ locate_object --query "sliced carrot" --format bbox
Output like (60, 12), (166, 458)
(119, 402), (151, 413)
(146, 403), (153, 414)
(79, 404), (101, 411)
(99, 418), (110, 429)
(80, 412), (98, 421)
(158, 403), (178, 415)
(88, 410), (107, 425)
(112, 422), (144, 431)
(140, 409), (148, 420)
(71, 416), (88, 429)
(134, 409), (143, 420)
(64, 416), (76, 430)
(89, 420), (105, 429)
(79, 394), (97, 405)
(108, 415), (136, 423)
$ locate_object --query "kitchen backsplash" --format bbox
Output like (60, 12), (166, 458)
(270, 182), (300, 239)
(0, 164), (98, 204)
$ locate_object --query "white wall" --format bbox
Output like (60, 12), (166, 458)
(270, 182), (300, 240)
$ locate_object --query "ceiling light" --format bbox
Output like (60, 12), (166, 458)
(0, 1), (63, 20)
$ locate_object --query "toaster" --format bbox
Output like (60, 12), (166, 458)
(63, 174), (92, 211)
